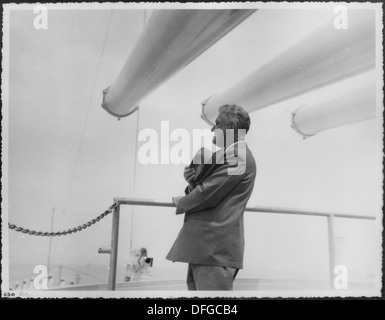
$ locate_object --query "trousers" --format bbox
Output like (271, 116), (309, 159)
(186, 263), (239, 290)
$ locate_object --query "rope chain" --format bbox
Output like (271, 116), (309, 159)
(8, 203), (118, 237)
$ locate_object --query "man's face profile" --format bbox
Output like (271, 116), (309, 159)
(211, 112), (231, 146)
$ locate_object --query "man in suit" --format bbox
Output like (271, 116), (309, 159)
(166, 104), (257, 290)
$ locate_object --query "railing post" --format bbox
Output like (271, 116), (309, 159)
(108, 201), (120, 291)
(327, 214), (336, 290)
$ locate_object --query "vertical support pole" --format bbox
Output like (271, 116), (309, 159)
(327, 214), (336, 290)
(108, 202), (120, 291)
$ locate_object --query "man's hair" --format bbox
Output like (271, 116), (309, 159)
(218, 104), (251, 133)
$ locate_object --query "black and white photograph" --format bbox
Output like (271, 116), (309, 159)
(1, 2), (383, 300)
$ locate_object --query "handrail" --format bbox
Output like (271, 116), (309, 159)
(114, 197), (376, 220)
(103, 197), (376, 291)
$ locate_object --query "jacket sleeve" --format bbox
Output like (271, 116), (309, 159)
(175, 160), (246, 214)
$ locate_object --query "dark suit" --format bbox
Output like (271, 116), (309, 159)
(166, 141), (257, 270)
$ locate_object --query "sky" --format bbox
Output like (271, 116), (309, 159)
(2, 3), (383, 292)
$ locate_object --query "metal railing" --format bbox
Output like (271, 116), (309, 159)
(100, 197), (376, 291)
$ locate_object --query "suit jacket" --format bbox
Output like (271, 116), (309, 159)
(166, 141), (257, 269)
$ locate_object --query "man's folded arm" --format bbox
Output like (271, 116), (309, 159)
(175, 162), (245, 214)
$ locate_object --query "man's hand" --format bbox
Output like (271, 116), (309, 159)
(184, 166), (196, 190)
(172, 196), (183, 207)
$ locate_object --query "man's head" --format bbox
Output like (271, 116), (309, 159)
(211, 104), (250, 146)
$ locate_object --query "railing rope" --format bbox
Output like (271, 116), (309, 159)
(8, 203), (118, 237)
